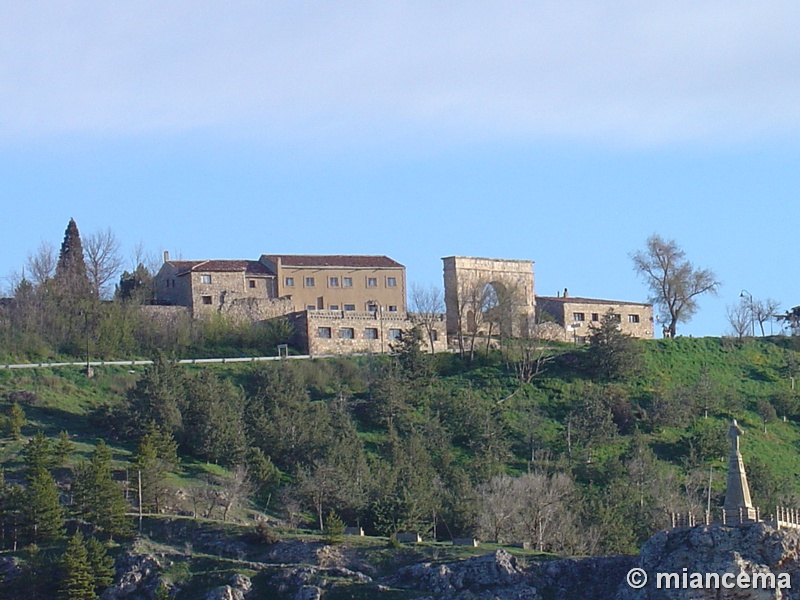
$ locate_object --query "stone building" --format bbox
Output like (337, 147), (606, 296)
(535, 293), (654, 342)
(260, 254), (407, 314)
(154, 254), (289, 320)
(154, 252), (445, 355)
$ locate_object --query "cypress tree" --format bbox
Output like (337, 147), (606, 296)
(55, 218), (91, 297)
(59, 531), (97, 600)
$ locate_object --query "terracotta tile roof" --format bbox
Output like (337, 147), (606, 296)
(169, 260), (273, 276)
(262, 255), (404, 268)
(536, 295), (651, 307)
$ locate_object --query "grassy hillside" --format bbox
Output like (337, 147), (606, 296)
(2, 336), (800, 597)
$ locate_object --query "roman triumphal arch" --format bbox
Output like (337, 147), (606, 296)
(442, 256), (535, 338)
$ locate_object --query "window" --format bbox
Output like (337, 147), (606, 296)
(317, 327), (332, 338)
(591, 313), (599, 322)
(610, 313), (621, 322)
(329, 305), (339, 311)
(573, 312), (585, 322)
(628, 314), (640, 323)
(389, 329), (402, 340)
(201, 274), (212, 284)
(364, 328), (379, 339)
(387, 277), (397, 287)
(307, 305), (316, 311)
(305, 277), (315, 287)
(329, 277), (339, 287)
(339, 327), (354, 339)
(367, 303), (378, 312)
(388, 305), (398, 312)
(285, 277), (295, 287)
(367, 277), (378, 287)
(201, 295), (212, 305)
(343, 277), (353, 287)
(249, 280), (256, 288)
(431, 330), (438, 341)
(576, 336), (587, 344)
(344, 304), (356, 311)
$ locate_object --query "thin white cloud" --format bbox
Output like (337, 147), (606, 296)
(2, 1), (800, 145)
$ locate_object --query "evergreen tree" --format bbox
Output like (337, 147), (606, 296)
(7, 403), (25, 440)
(84, 536), (115, 594)
(23, 432), (57, 479)
(72, 441), (131, 538)
(183, 371), (247, 465)
(55, 430), (75, 466)
(0, 473), (25, 551)
(134, 425), (178, 514)
(24, 467), (65, 543)
(585, 310), (643, 381)
(58, 531), (97, 600)
(55, 218), (91, 298)
(125, 354), (185, 437)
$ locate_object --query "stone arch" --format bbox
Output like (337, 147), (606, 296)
(442, 256), (535, 338)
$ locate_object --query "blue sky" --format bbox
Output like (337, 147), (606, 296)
(2, 2), (800, 337)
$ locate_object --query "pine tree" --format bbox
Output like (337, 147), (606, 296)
(23, 432), (57, 479)
(73, 441), (131, 538)
(55, 430), (75, 465)
(7, 403), (25, 440)
(24, 467), (65, 543)
(84, 536), (115, 594)
(134, 426), (178, 514)
(59, 531), (97, 600)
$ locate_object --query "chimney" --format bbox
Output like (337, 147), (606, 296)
(564, 288), (569, 298)
(163, 250), (170, 262)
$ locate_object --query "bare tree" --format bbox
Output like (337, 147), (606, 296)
(85, 228), (124, 298)
(726, 300), (751, 339)
(409, 283), (445, 354)
(216, 466), (253, 522)
(26, 241), (57, 285)
(752, 297), (780, 336)
(130, 241), (163, 275)
(631, 234), (720, 338)
(476, 472), (589, 554)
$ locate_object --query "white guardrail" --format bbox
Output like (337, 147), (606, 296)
(0, 354), (333, 370)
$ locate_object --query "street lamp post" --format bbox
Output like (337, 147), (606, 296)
(740, 290), (755, 337)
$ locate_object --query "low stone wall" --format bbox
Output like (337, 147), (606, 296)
(291, 310), (447, 355)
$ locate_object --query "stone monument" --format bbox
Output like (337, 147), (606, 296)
(724, 419), (758, 524)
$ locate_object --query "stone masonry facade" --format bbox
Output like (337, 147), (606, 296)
(291, 310), (447, 356)
(536, 295), (654, 342)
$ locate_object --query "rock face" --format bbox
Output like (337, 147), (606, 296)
(389, 549), (637, 600)
(205, 573), (253, 600)
(617, 522), (800, 600)
(101, 552), (162, 600)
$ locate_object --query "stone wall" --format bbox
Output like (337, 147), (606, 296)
(291, 310), (447, 355)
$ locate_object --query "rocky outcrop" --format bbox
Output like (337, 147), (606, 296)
(618, 522), (800, 599)
(205, 573), (253, 600)
(388, 549), (637, 600)
(101, 552), (162, 600)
